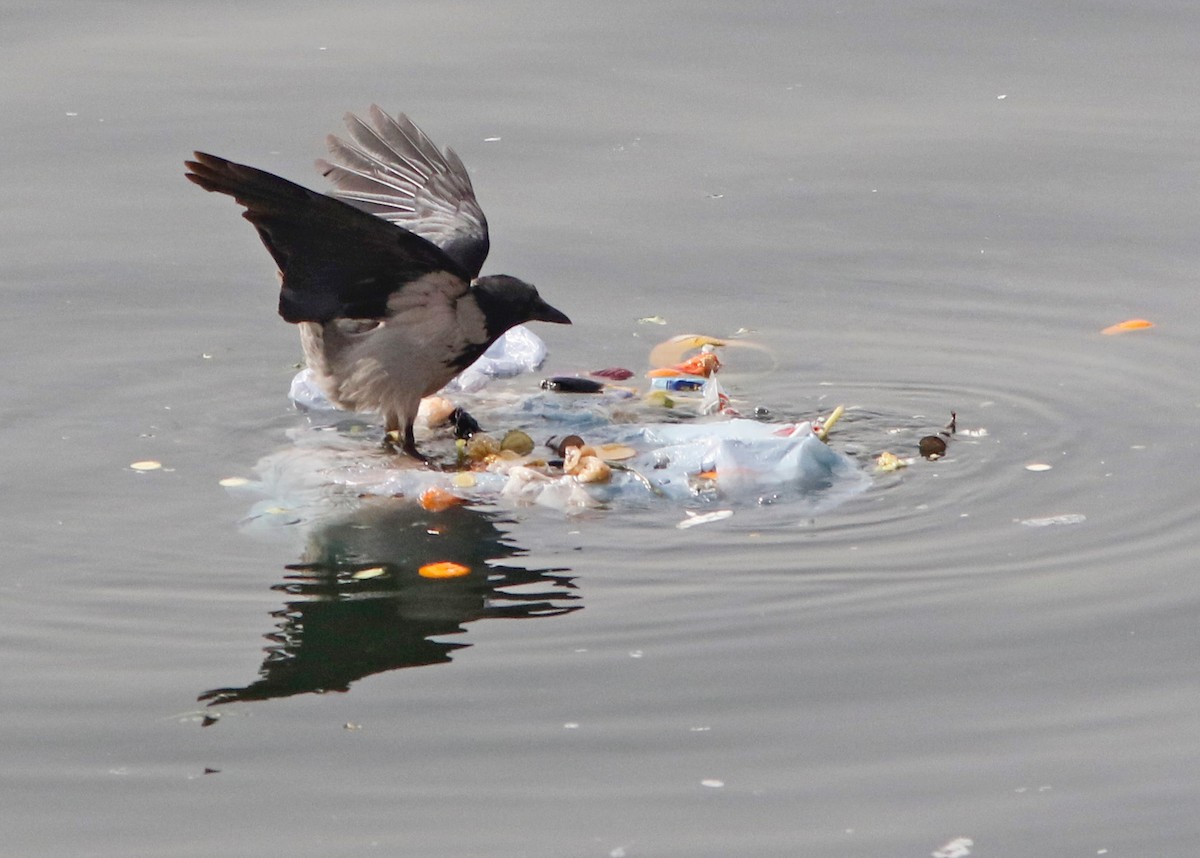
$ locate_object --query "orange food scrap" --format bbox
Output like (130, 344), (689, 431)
(1101, 318), (1154, 335)
(418, 561), (470, 579)
(646, 352), (721, 379)
(419, 485), (464, 512)
(674, 352), (721, 376)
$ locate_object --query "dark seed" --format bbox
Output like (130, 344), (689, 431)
(541, 376), (605, 393)
(919, 435), (947, 459)
(449, 407), (481, 439)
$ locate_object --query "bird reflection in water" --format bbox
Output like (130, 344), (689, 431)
(198, 501), (578, 707)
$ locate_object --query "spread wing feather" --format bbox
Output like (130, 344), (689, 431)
(316, 106), (490, 279)
(184, 151), (470, 323)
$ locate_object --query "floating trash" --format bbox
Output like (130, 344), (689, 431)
(1101, 318), (1154, 335)
(500, 429), (534, 455)
(418, 561), (471, 579)
(541, 376), (605, 394)
(1019, 514), (1086, 527)
(218, 476), (250, 487)
(1025, 463), (1053, 472)
(419, 486), (464, 512)
(932, 837), (974, 858)
(677, 509), (734, 529)
(130, 460), (162, 471)
(350, 566), (387, 580)
(815, 404), (845, 442)
(596, 443), (637, 462)
(876, 452), (908, 472)
(238, 326), (876, 522)
(590, 367), (634, 380)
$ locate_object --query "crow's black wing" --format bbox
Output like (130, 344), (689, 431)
(316, 106), (490, 279)
(185, 151), (471, 323)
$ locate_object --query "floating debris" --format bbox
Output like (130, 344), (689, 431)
(541, 376), (605, 393)
(1101, 318), (1154, 335)
(638, 315), (668, 325)
(418, 561), (471, 579)
(815, 404), (845, 442)
(919, 436), (947, 458)
(590, 367), (634, 380)
(700, 778), (726, 788)
(350, 566), (387, 580)
(932, 837), (974, 858)
(918, 411), (957, 459)
(563, 445), (612, 483)
(1025, 463), (1053, 472)
(130, 460), (162, 471)
(548, 434), (586, 456)
(419, 486), (464, 512)
(875, 452), (909, 472)
(464, 433), (501, 461)
(676, 509), (734, 529)
(500, 429), (534, 455)
(218, 476), (250, 487)
(596, 443), (637, 462)
(448, 406), (481, 439)
(1019, 514), (1086, 527)
(647, 350), (721, 379)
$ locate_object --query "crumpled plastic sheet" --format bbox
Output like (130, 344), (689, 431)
(234, 327), (870, 523)
(289, 325), (548, 409)
(232, 415), (869, 529)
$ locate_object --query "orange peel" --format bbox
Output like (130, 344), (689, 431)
(419, 485), (464, 512)
(418, 561), (471, 579)
(1101, 319), (1154, 335)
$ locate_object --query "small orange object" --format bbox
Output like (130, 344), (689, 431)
(418, 561), (471, 579)
(697, 470), (718, 480)
(1101, 318), (1154, 335)
(419, 485), (464, 512)
(647, 352), (721, 379)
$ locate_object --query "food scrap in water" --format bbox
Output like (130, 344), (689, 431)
(418, 561), (471, 579)
(875, 451), (909, 472)
(590, 367), (634, 381)
(647, 350), (721, 379)
(541, 376), (605, 393)
(350, 566), (387, 580)
(918, 411), (956, 459)
(676, 509), (734, 529)
(419, 485), (465, 512)
(1101, 318), (1154, 335)
(500, 429), (534, 455)
(449, 407), (481, 439)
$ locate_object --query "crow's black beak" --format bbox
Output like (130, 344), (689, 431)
(531, 299), (571, 325)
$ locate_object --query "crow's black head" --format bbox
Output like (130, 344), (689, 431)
(472, 275), (571, 336)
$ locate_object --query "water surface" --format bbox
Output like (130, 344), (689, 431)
(3, 2), (1199, 856)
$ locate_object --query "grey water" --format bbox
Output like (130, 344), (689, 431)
(3, 2), (1200, 856)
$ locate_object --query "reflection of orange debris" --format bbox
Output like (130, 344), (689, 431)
(419, 485), (464, 512)
(418, 561), (471, 579)
(1101, 318), (1154, 335)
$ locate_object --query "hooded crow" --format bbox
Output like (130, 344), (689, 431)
(185, 107), (570, 460)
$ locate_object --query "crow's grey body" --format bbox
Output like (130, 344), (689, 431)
(185, 107), (569, 458)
